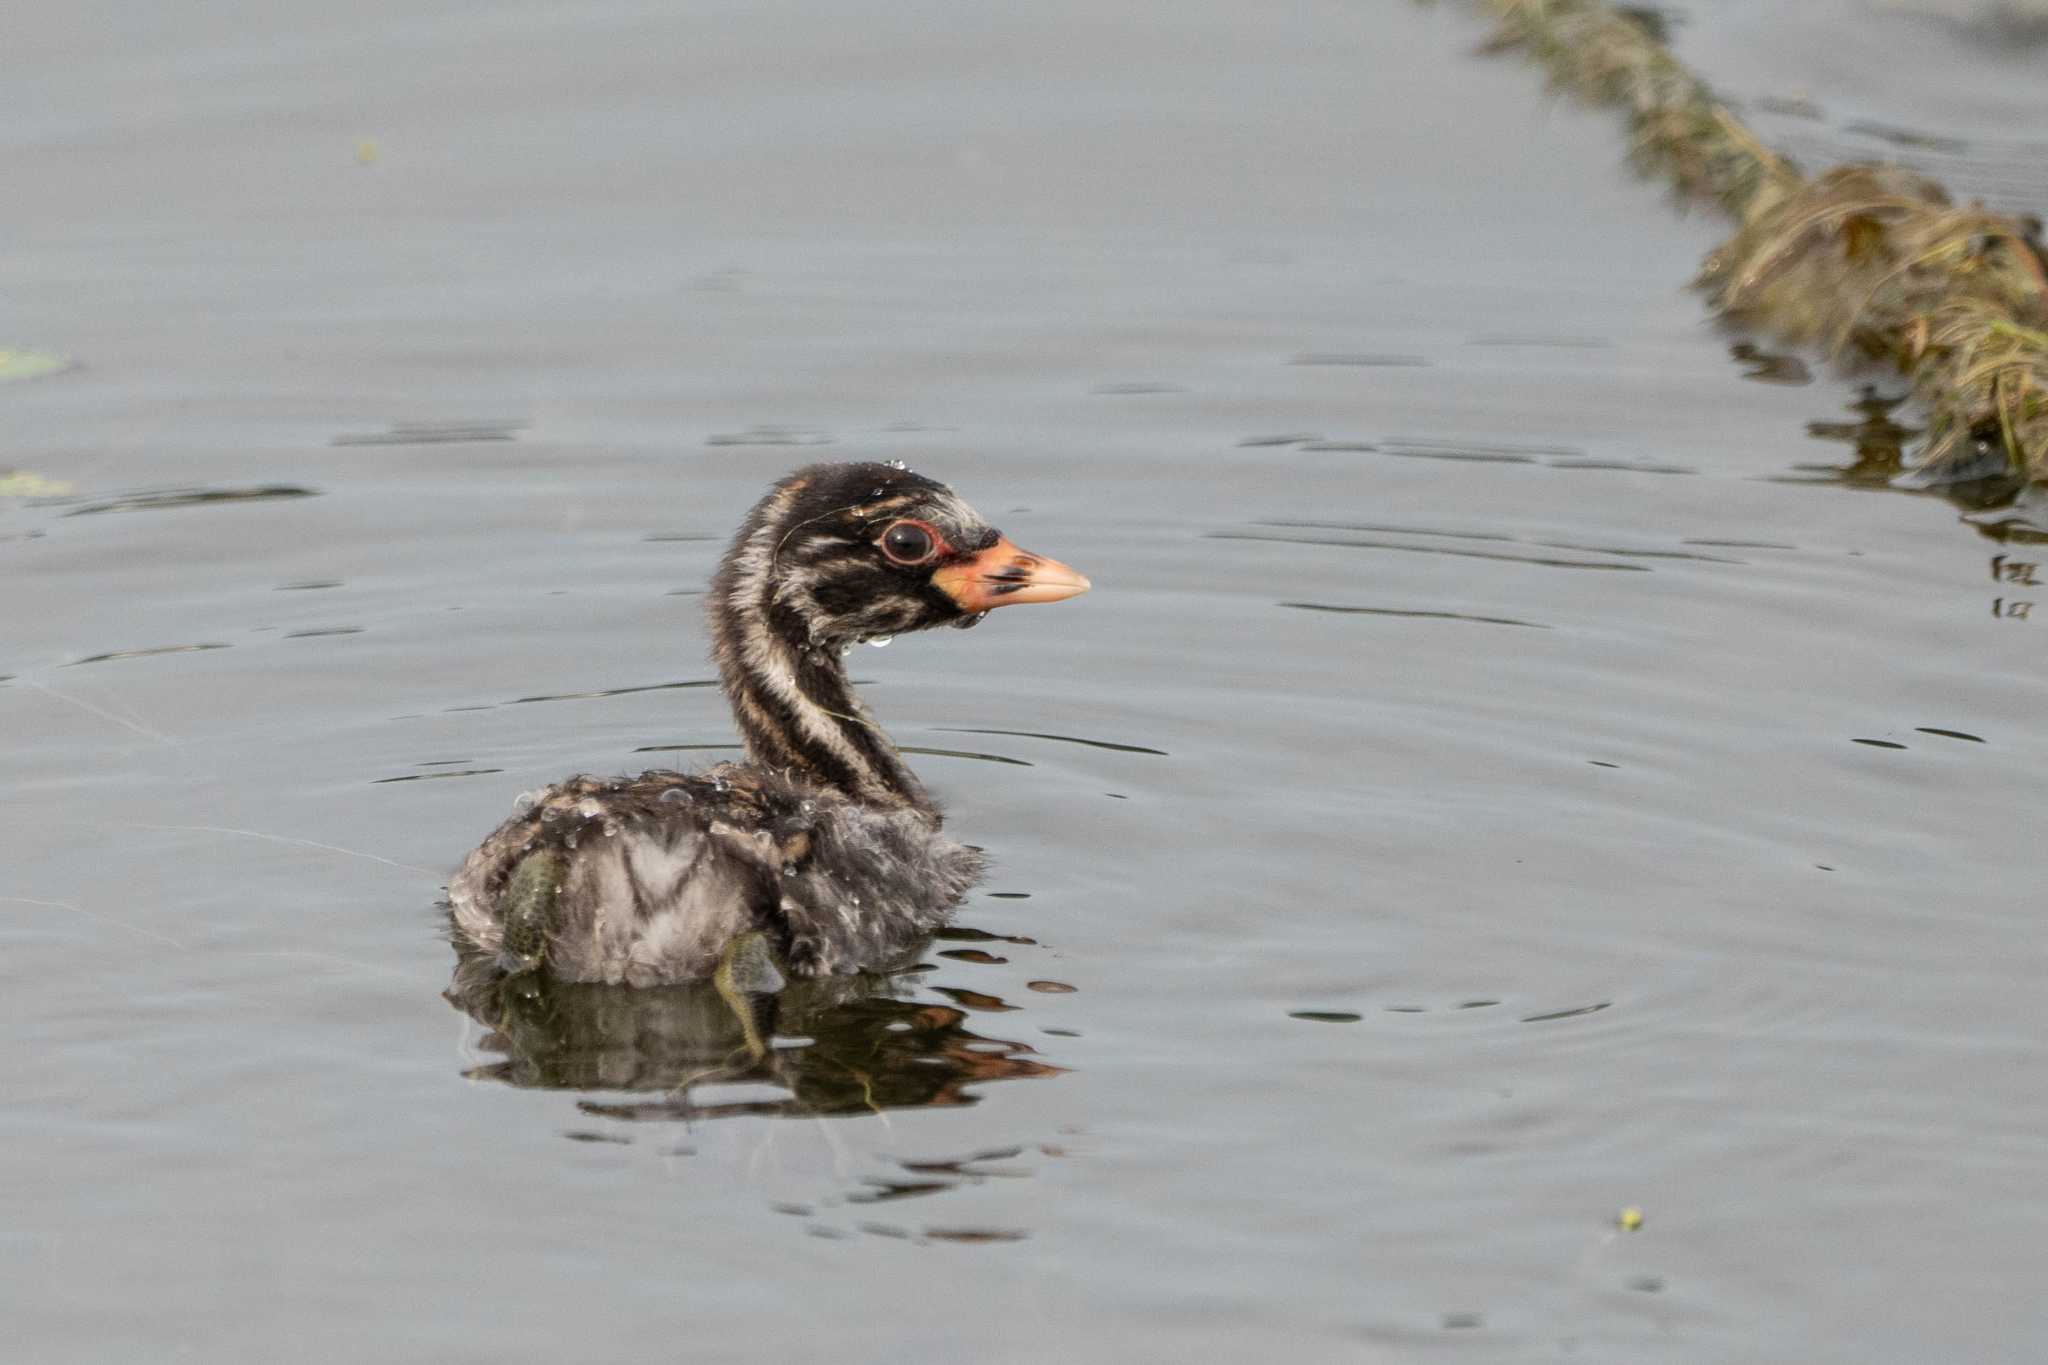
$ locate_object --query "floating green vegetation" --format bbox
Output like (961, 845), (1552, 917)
(0, 470), (75, 497)
(1474, 0), (2048, 486)
(0, 348), (73, 384)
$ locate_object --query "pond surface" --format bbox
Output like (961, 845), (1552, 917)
(4, 3), (2043, 1361)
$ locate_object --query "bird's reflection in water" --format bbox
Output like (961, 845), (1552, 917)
(445, 946), (1060, 1121)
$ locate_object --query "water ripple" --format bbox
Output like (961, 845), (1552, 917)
(1209, 530), (1648, 572)
(936, 727), (1167, 756)
(60, 486), (319, 517)
(1280, 602), (1550, 628)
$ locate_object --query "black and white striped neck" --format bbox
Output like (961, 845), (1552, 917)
(707, 483), (936, 818)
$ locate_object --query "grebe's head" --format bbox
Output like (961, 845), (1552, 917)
(721, 462), (1090, 649)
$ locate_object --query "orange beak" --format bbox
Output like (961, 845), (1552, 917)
(932, 535), (1091, 614)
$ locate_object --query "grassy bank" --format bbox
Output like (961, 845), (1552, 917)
(1473, 0), (2048, 485)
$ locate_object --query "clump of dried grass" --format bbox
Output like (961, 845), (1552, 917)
(1700, 166), (2048, 480)
(1477, 0), (2048, 483)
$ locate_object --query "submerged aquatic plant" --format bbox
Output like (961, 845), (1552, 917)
(1474, 0), (2048, 485)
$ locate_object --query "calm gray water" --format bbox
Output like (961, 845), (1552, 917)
(4, 4), (2044, 1361)
(1681, 0), (2048, 214)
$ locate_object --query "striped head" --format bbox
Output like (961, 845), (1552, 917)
(715, 462), (1090, 651)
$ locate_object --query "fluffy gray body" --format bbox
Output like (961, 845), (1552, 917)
(448, 766), (983, 985)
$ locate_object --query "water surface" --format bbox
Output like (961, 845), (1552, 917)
(4, 3), (2044, 1362)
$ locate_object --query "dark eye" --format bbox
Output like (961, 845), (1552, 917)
(879, 520), (937, 565)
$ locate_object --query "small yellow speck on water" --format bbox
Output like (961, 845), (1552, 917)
(0, 348), (73, 384)
(355, 139), (379, 166)
(1618, 1206), (1644, 1232)
(0, 470), (73, 497)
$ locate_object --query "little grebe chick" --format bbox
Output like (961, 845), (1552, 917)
(447, 462), (1089, 986)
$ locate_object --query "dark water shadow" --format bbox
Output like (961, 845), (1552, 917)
(1466, 333), (1612, 348)
(1966, 496), (2048, 544)
(1288, 352), (1430, 367)
(935, 727), (1168, 756)
(54, 485), (320, 517)
(445, 949), (1060, 1121)
(1209, 529), (1650, 572)
(373, 768), (503, 783)
(899, 745), (1033, 767)
(1090, 381), (1186, 395)
(1773, 388), (2040, 536)
(332, 419), (525, 446)
(1730, 340), (1813, 385)
(67, 641), (231, 666)
(1780, 389), (1923, 489)
(705, 425), (834, 447)
(1238, 434), (1694, 475)
(508, 678), (722, 706)
(1280, 602), (1550, 628)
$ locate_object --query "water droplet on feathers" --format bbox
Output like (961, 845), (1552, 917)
(659, 787), (689, 804)
(867, 636), (892, 648)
